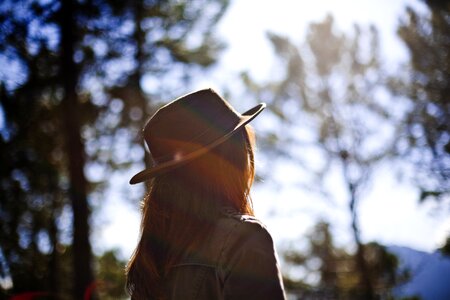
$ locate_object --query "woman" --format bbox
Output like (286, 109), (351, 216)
(126, 88), (286, 299)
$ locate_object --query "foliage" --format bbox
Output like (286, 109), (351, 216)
(0, 0), (228, 297)
(95, 250), (128, 300)
(243, 15), (398, 299)
(393, 0), (449, 203)
(241, 3), (449, 297)
(283, 221), (412, 299)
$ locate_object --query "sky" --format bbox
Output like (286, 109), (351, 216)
(96, 0), (450, 259)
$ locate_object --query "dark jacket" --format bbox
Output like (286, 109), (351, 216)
(165, 212), (286, 300)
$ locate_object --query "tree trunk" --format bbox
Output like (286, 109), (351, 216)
(348, 181), (374, 300)
(48, 199), (60, 298)
(132, 0), (153, 191)
(59, 0), (94, 298)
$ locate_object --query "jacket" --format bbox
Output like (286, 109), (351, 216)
(165, 211), (286, 299)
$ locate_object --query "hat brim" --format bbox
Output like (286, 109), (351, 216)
(129, 103), (266, 184)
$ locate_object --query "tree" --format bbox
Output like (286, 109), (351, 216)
(95, 249), (128, 299)
(394, 0), (449, 203)
(283, 221), (404, 299)
(283, 221), (342, 298)
(0, 0), (228, 297)
(242, 15), (399, 299)
(1, 0), (115, 296)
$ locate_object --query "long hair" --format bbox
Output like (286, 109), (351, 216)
(126, 126), (256, 299)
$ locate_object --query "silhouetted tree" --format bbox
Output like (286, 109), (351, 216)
(395, 0), (449, 201)
(243, 16), (399, 299)
(283, 221), (408, 299)
(283, 221), (341, 298)
(0, 0), (228, 298)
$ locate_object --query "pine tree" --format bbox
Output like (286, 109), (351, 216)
(0, 0), (228, 297)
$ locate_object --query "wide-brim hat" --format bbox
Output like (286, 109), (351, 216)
(129, 88), (265, 184)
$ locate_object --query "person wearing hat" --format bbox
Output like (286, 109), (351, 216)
(126, 88), (286, 299)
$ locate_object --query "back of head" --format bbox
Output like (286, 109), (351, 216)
(126, 126), (255, 299)
(166, 125), (255, 213)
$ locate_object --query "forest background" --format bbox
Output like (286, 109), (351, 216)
(0, 0), (449, 299)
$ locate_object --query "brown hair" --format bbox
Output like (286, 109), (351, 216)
(126, 126), (256, 299)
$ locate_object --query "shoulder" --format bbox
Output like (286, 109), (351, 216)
(219, 211), (274, 249)
(229, 212), (266, 228)
(221, 208), (267, 230)
(217, 211), (286, 299)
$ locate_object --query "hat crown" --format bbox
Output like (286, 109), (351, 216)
(144, 89), (241, 163)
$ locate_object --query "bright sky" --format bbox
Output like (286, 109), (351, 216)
(96, 0), (449, 258)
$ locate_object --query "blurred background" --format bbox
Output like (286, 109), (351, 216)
(0, 0), (449, 299)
